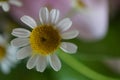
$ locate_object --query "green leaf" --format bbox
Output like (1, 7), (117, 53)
(58, 50), (120, 80)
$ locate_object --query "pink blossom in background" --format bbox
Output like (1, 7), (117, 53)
(71, 0), (109, 41)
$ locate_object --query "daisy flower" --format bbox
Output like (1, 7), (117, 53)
(11, 7), (79, 72)
(0, 35), (17, 74)
(0, 0), (22, 12)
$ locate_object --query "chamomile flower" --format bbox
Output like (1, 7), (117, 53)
(0, 0), (22, 12)
(0, 35), (17, 74)
(11, 7), (79, 72)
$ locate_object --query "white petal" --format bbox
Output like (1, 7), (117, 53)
(1, 62), (10, 74)
(61, 30), (79, 39)
(2, 58), (14, 68)
(7, 54), (17, 64)
(2, 2), (10, 12)
(57, 18), (72, 32)
(48, 54), (61, 71)
(9, 0), (22, 6)
(11, 38), (29, 48)
(7, 46), (17, 58)
(6, 46), (17, 63)
(21, 16), (37, 29)
(50, 9), (59, 24)
(26, 55), (39, 69)
(36, 55), (47, 72)
(39, 7), (49, 24)
(12, 28), (30, 38)
(60, 42), (77, 54)
(17, 46), (32, 59)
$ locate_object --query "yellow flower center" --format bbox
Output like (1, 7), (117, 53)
(0, 46), (6, 60)
(76, 0), (86, 8)
(30, 25), (61, 55)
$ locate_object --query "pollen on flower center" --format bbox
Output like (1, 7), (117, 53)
(0, 46), (6, 60)
(76, 0), (86, 8)
(30, 25), (61, 55)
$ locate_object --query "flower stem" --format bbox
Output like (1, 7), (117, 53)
(58, 51), (118, 80)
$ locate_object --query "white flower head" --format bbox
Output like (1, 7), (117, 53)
(0, 0), (22, 12)
(0, 35), (18, 74)
(11, 7), (79, 72)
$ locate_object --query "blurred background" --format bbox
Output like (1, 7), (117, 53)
(0, 0), (120, 80)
